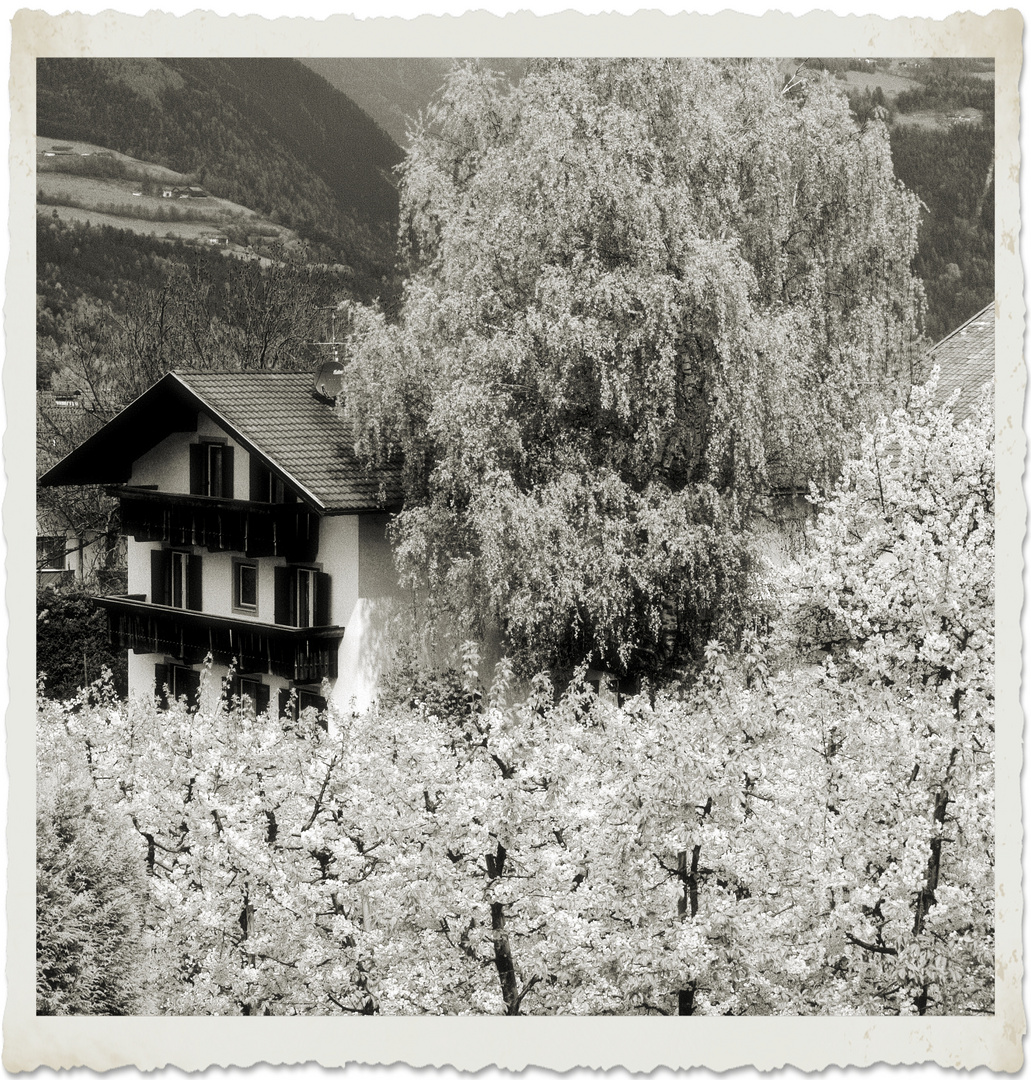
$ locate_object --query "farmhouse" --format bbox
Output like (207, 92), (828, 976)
(39, 367), (405, 716)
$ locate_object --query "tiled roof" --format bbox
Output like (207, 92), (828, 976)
(922, 304), (994, 420)
(174, 371), (403, 513)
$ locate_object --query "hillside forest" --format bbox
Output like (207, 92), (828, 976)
(820, 57), (995, 342)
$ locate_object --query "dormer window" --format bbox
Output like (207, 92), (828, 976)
(190, 440), (234, 499)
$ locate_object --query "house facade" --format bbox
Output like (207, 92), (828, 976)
(39, 369), (405, 717)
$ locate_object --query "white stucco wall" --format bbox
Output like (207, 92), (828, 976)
(318, 515), (360, 626)
(131, 414), (248, 495)
(331, 513), (405, 715)
(127, 537), (159, 598)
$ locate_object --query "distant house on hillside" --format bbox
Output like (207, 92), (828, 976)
(163, 185), (211, 199)
(39, 368), (405, 717)
(916, 302), (994, 420)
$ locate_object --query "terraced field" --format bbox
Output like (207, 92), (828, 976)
(36, 138), (294, 251)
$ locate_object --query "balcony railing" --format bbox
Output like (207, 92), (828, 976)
(97, 594), (343, 683)
(113, 487), (319, 562)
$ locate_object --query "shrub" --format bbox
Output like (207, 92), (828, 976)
(37, 588), (127, 701)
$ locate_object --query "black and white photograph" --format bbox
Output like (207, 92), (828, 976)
(8, 3), (1023, 1073)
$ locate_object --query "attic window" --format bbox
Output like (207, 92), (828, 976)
(190, 441), (234, 499)
(250, 458), (297, 504)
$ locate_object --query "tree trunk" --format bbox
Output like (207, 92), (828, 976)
(677, 791), (710, 1016)
(486, 842), (521, 1014)
(912, 747), (959, 1015)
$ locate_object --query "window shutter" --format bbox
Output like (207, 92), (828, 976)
(189, 444), (205, 495)
(155, 663), (170, 709)
(221, 446), (235, 499)
(274, 566), (294, 626)
(255, 683), (271, 716)
(151, 548), (171, 605)
(187, 553), (203, 611)
(250, 457), (268, 502)
(314, 571), (332, 627)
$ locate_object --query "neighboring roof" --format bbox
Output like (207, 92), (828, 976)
(39, 370), (403, 514)
(923, 303), (994, 420)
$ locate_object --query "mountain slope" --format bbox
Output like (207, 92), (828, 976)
(37, 57), (404, 296)
(301, 58), (527, 149)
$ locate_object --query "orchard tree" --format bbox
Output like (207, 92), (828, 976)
(789, 376), (994, 1014)
(340, 58), (924, 677)
(42, 627), (991, 1015)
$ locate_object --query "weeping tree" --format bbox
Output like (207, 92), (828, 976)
(340, 58), (924, 678)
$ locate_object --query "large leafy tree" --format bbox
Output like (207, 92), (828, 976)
(340, 58), (924, 677)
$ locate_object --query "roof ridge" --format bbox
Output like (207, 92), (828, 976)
(173, 368), (314, 377)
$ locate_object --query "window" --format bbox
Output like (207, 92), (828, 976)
(155, 664), (201, 710)
(249, 458), (296, 504)
(274, 566), (331, 628)
(37, 535), (66, 572)
(233, 560), (258, 613)
(151, 548), (202, 610)
(190, 440), (234, 498)
(226, 675), (270, 716)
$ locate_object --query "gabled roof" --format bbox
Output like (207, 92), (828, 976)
(39, 370), (403, 514)
(923, 303), (994, 420)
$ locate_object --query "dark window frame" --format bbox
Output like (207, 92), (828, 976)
(232, 559), (259, 615)
(279, 686), (328, 728)
(226, 673), (270, 716)
(155, 662), (202, 711)
(249, 457), (298, 504)
(151, 547), (203, 610)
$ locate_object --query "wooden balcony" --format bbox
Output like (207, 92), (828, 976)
(112, 486), (320, 562)
(97, 594), (343, 683)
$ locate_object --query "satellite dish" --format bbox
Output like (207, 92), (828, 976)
(313, 360), (345, 404)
